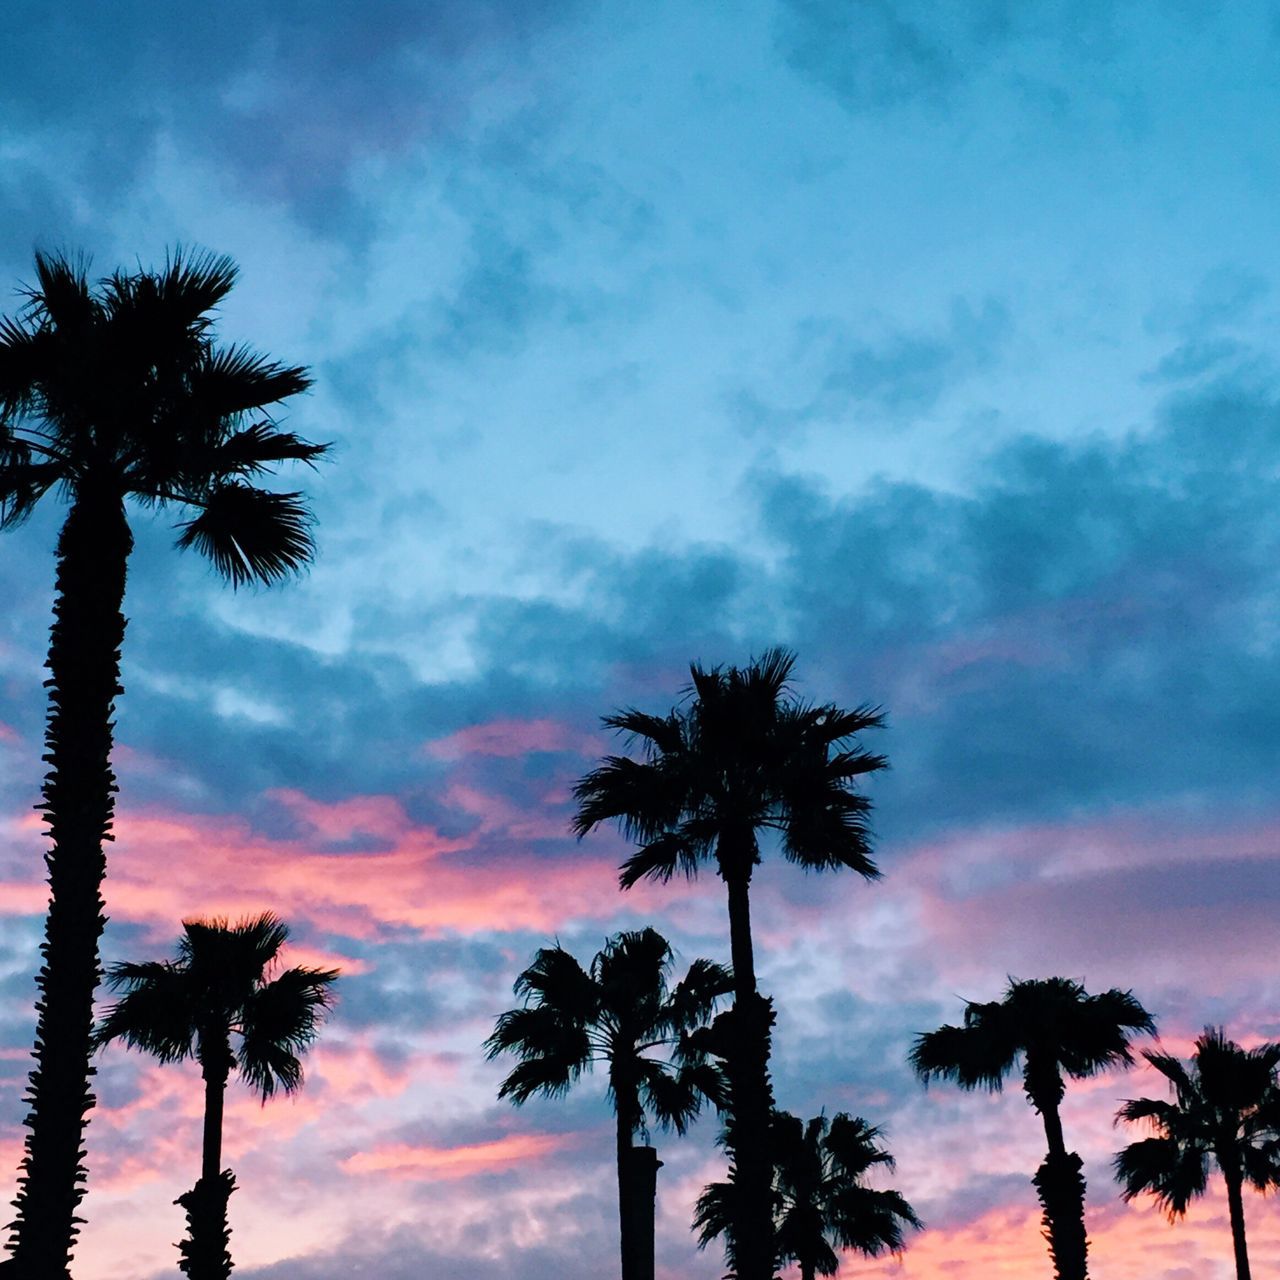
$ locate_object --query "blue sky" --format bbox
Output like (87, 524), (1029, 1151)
(3, 2), (1280, 1277)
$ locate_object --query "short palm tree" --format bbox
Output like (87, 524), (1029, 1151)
(0, 250), (323, 1273)
(911, 977), (1154, 1280)
(573, 648), (887, 1280)
(486, 928), (730, 1280)
(695, 1111), (922, 1280)
(1114, 1027), (1280, 1280)
(94, 913), (338, 1280)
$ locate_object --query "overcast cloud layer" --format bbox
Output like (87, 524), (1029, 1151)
(3, 3), (1280, 1277)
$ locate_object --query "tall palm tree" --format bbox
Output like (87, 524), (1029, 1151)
(573, 648), (887, 1280)
(486, 928), (730, 1280)
(911, 977), (1154, 1280)
(0, 250), (323, 1274)
(1114, 1027), (1280, 1280)
(94, 913), (338, 1280)
(695, 1111), (921, 1280)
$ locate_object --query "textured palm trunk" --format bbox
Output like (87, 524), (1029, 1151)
(1223, 1168), (1251, 1280)
(181, 1029), (236, 1280)
(1031, 1088), (1088, 1280)
(8, 486), (131, 1277)
(720, 858), (776, 1280)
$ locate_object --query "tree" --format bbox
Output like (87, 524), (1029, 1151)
(573, 648), (887, 1280)
(486, 928), (730, 1280)
(695, 1111), (921, 1280)
(0, 250), (323, 1274)
(1114, 1027), (1280, 1280)
(94, 913), (337, 1280)
(911, 977), (1154, 1280)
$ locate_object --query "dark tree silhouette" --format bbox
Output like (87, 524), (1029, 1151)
(911, 977), (1154, 1280)
(486, 928), (729, 1280)
(94, 913), (337, 1280)
(573, 648), (886, 1280)
(1114, 1027), (1280, 1280)
(0, 250), (323, 1274)
(695, 1111), (921, 1280)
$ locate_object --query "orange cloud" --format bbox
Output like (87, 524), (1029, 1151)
(342, 1132), (573, 1180)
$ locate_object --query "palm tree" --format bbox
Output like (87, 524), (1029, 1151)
(695, 1111), (921, 1280)
(486, 928), (730, 1280)
(910, 977), (1154, 1280)
(1114, 1027), (1280, 1280)
(94, 913), (338, 1280)
(0, 250), (323, 1274)
(573, 648), (887, 1280)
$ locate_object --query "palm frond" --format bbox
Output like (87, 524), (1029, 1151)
(910, 1021), (1015, 1093)
(237, 965), (337, 1100)
(1113, 1136), (1208, 1218)
(618, 831), (704, 888)
(192, 345), (313, 418)
(175, 483), (316, 586)
(94, 961), (198, 1063)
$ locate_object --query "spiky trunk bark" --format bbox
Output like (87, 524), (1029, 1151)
(719, 856), (776, 1280)
(1223, 1167), (1251, 1280)
(1030, 1080), (1088, 1280)
(176, 1172), (236, 1280)
(7, 485), (131, 1277)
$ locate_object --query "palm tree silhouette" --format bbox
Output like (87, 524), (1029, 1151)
(573, 648), (886, 1280)
(94, 913), (337, 1280)
(1114, 1027), (1280, 1280)
(695, 1111), (921, 1280)
(0, 250), (323, 1274)
(911, 976), (1154, 1280)
(486, 928), (730, 1280)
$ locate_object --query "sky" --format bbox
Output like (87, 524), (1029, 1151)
(2, 1), (1280, 1276)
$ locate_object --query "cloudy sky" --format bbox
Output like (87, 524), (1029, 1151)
(3, 1), (1280, 1276)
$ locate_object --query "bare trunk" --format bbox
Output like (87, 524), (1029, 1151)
(616, 1084), (637, 1280)
(7, 486), (131, 1277)
(720, 856), (776, 1280)
(1224, 1169), (1251, 1280)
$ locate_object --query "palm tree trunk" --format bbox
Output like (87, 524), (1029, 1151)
(8, 485), (131, 1277)
(200, 1029), (232, 1183)
(180, 1031), (236, 1280)
(616, 1083), (638, 1280)
(721, 864), (776, 1280)
(1033, 1100), (1088, 1280)
(1223, 1169), (1251, 1280)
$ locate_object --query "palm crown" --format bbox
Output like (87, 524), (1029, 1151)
(0, 249), (324, 583)
(695, 1111), (922, 1280)
(911, 977), (1155, 1115)
(486, 927), (730, 1138)
(572, 647), (886, 890)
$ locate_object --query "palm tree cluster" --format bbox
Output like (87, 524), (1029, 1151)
(0, 251), (335, 1278)
(2, 247), (1276, 1280)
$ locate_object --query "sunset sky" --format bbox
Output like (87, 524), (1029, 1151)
(3, 2), (1280, 1277)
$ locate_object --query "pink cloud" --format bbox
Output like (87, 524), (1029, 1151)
(0, 790), (656, 943)
(342, 1132), (573, 1180)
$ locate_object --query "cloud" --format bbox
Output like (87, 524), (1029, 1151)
(0, 1), (577, 230)
(729, 296), (1011, 433)
(772, 0), (1171, 113)
(342, 1132), (573, 1180)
